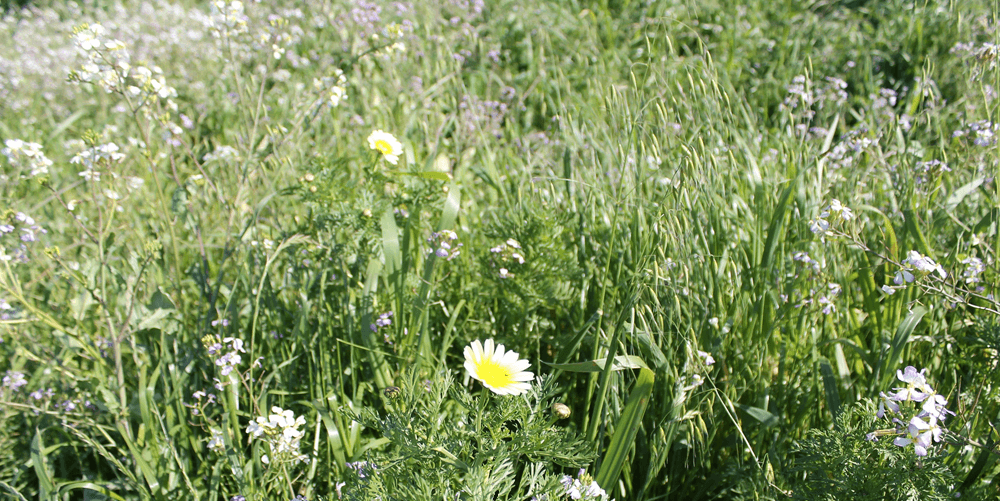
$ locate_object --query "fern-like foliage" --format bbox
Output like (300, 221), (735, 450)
(789, 401), (966, 501)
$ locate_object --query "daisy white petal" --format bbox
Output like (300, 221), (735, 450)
(463, 338), (534, 396)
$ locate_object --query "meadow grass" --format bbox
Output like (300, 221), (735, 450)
(0, 0), (999, 499)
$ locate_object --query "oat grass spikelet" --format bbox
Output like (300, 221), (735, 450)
(367, 130), (403, 164)
(463, 339), (533, 396)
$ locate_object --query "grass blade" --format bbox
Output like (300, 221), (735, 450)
(595, 368), (655, 493)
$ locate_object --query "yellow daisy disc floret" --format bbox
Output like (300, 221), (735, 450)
(367, 130), (403, 165)
(463, 339), (533, 396)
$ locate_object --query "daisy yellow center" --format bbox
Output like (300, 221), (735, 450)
(374, 140), (393, 156)
(476, 358), (513, 388)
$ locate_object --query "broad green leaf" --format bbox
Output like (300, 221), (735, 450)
(31, 429), (54, 501)
(596, 368), (655, 490)
(735, 404), (779, 427)
(380, 208), (401, 275)
(879, 306), (926, 389)
(945, 177), (984, 212)
(819, 358), (841, 421)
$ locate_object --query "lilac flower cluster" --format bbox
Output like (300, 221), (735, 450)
(205, 336), (245, 376)
(872, 366), (953, 457)
(29, 388), (55, 401)
(335, 1), (413, 54)
(871, 87), (898, 113)
(427, 230), (461, 261)
(560, 469), (609, 500)
(782, 75), (849, 119)
(952, 119), (997, 147)
(914, 160), (951, 185)
(950, 41), (1000, 79)
(792, 251), (822, 273)
(824, 129), (877, 171)
(786, 280), (841, 316)
(489, 238), (524, 279)
(0, 297), (13, 321)
(0, 211), (47, 264)
(370, 311), (393, 344)
(2, 371), (27, 392)
(815, 283), (841, 315)
(884, 250), (947, 295)
(458, 95), (509, 140)
(809, 199), (853, 238)
(347, 460), (378, 479)
(960, 256), (985, 286)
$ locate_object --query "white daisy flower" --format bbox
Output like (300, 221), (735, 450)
(463, 339), (533, 396)
(367, 130), (403, 165)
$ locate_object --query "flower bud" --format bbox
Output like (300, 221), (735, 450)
(552, 403), (571, 419)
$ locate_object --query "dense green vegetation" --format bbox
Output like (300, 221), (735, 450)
(1, 0), (998, 499)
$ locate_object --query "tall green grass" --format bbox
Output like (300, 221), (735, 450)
(0, 0), (998, 499)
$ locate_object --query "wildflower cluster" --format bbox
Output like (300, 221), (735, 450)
(489, 238), (524, 279)
(69, 24), (178, 113)
(70, 23), (130, 93)
(782, 75), (849, 127)
(952, 119), (997, 147)
(207, 428), (226, 453)
(203, 145), (240, 163)
(375, 22), (408, 55)
(0, 297), (14, 322)
(1, 139), (53, 178)
(186, 389), (218, 416)
(206, 1), (250, 39)
(560, 469), (610, 500)
(203, 335), (245, 376)
(871, 366), (953, 457)
(813, 282), (842, 315)
(0, 211), (47, 263)
(792, 251), (822, 273)
(370, 311), (394, 343)
(2, 371), (27, 393)
(313, 69), (348, 108)
(884, 250), (947, 295)
(914, 160), (951, 185)
(72, 142), (126, 183)
(245, 406), (309, 465)
(960, 256), (985, 286)
(427, 230), (462, 261)
(809, 199), (853, 237)
(347, 460), (377, 479)
(680, 347), (716, 391)
(458, 95), (510, 140)
(128, 65), (179, 111)
(824, 129), (878, 171)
